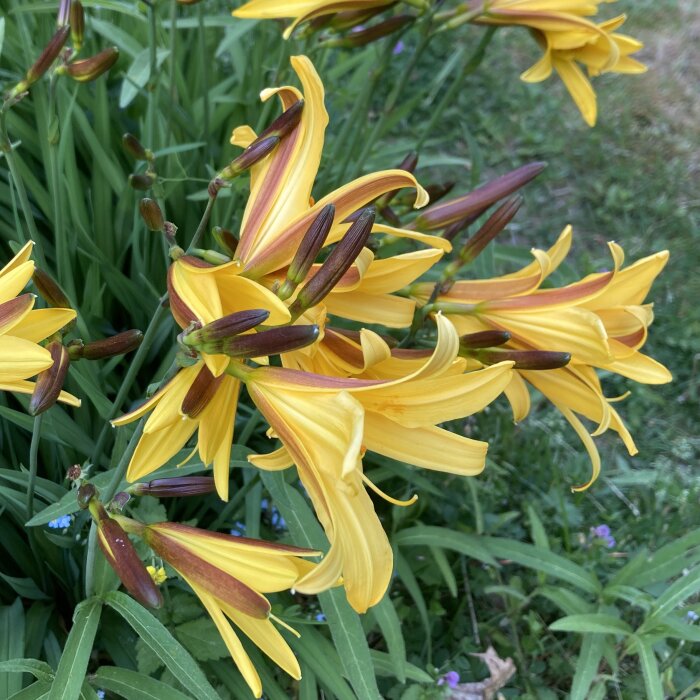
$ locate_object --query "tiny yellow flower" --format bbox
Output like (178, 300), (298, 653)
(146, 565), (168, 585)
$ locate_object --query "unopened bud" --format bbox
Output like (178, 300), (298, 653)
(442, 213), (479, 242)
(220, 135), (279, 180)
(290, 207), (375, 316)
(464, 347), (571, 370)
(60, 47), (119, 82)
(279, 204), (335, 301)
(57, 0), (71, 27)
(66, 464), (83, 481)
(77, 482), (97, 509)
(183, 309), (270, 347)
(129, 173), (155, 190)
(459, 330), (511, 349)
(32, 268), (71, 308)
(212, 227), (239, 257)
(415, 162), (545, 230)
(327, 7), (387, 31)
(139, 198), (164, 231)
(109, 491), (131, 512)
(209, 324), (320, 358)
(30, 341), (70, 415)
(374, 154), (419, 212)
(180, 366), (223, 418)
(122, 133), (150, 161)
(258, 99), (304, 141)
(70, 1), (85, 50)
(460, 196), (522, 263)
(75, 330), (144, 360)
(28, 26), (71, 84)
(322, 16), (414, 48)
(424, 182), (455, 204)
(378, 205), (401, 227)
(132, 476), (217, 498)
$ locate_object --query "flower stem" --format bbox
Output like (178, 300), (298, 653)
(187, 195), (216, 252)
(26, 415), (43, 520)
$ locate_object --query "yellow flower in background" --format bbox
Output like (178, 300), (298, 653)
(0, 241), (79, 407)
(475, 1), (646, 125)
(117, 517), (320, 699)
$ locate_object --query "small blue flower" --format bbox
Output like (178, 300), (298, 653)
(315, 613), (326, 622)
(229, 521), (246, 537)
(593, 524), (611, 538)
(96, 691), (106, 700)
(686, 610), (699, 623)
(437, 671), (459, 688)
(260, 498), (269, 510)
(604, 535), (616, 549)
(393, 40), (405, 56)
(48, 514), (73, 530)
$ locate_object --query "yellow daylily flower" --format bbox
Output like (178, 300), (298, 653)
(0, 242), (79, 407)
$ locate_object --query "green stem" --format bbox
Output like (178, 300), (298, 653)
(90, 296), (169, 466)
(146, 2), (159, 149)
(197, 5), (210, 144)
(26, 415), (43, 519)
(415, 27), (495, 151)
(187, 195), (216, 252)
(102, 419), (146, 504)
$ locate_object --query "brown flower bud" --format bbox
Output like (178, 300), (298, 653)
(29, 341), (70, 415)
(70, 1), (85, 51)
(77, 330), (144, 360)
(57, 0), (71, 27)
(122, 133), (149, 161)
(459, 330), (511, 350)
(77, 482), (97, 509)
(415, 162), (546, 230)
(290, 207), (375, 316)
(25, 26), (70, 85)
(139, 198), (164, 231)
(459, 196), (523, 263)
(219, 135), (279, 180)
(183, 309), (270, 347)
(442, 213), (479, 242)
(424, 181), (455, 204)
(32, 269), (71, 308)
(278, 204), (335, 300)
(129, 173), (155, 190)
(212, 227), (239, 257)
(132, 476), (216, 498)
(322, 16), (414, 48)
(258, 99), (304, 141)
(464, 347), (571, 370)
(180, 365), (223, 419)
(203, 325), (320, 358)
(378, 205), (401, 227)
(61, 47), (119, 83)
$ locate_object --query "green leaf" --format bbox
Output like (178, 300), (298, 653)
(0, 659), (54, 683)
(8, 680), (52, 699)
(549, 614), (632, 636)
(174, 618), (229, 662)
(483, 537), (600, 594)
(370, 651), (432, 684)
(0, 599), (26, 698)
(370, 593), (407, 683)
(261, 471), (381, 700)
(428, 546), (457, 598)
(393, 526), (497, 566)
(0, 573), (49, 601)
(120, 49), (171, 109)
(648, 564), (700, 620)
(570, 635), (604, 700)
(103, 591), (219, 700)
(48, 598), (103, 700)
(527, 504), (550, 551)
(92, 667), (194, 700)
(634, 639), (664, 700)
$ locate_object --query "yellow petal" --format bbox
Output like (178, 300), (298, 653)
(0, 241), (34, 279)
(126, 419), (197, 482)
(0, 379), (80, 407)
(215, 273), (291, 325)
(324, 291), (416, 328)
(553, 56), (597, 126)
(144, 365), (200, 434)
(503, 371), (531, 422)
(0, 336), (53, 381)
(602, 351), (673, 385)
(10, 308), (77, 343)
(371, 223), (452, 252)
(356, 249), (444, 295)
(521, 49), (554, 82)
(170, 260), (222, 325)
(249, 445), (294, 471)
(0, 261), (35, 305)
(556, 404), (602, 491)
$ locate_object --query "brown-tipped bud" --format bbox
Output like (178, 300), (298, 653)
(32, 269), (71, 308)
(61, 47), (119, 82)
(460, 196), (523, 263)
(219, 135), (279, 180)
(459, 330), (511, 350)
(258, 99), (304, 141)
(373, 153), (419, 213)
(76, 330), (144, 360)
(180, 366), (223, 418)
(70, 1), (85, 50)
(98, 516), (163, 608)
(442, 213), (479, 242)
(57, 0), (71, 27)
(328, 7), (388, 31)
(397, 151), (419, 175)
(122, 133), (148, 161)
(465, 347), (571, 370)
(139, 198), (164, 231)
(109, 491), (131, 512)
(129, 173), (155, 190)
(378, 205), (401, 227)
(24, 26), (70, 86)
(424, 182), (455, 204)
(30, 341), (70, 415)
(290, 207), (375, 316)
(212, 227), (239, 257)
(132, 476), (217, 498)
(415, 162), (546, 230)
(322, 16), (414, 48)
(279, 204), (335, 301)
(77, 482), (97, 509)
(183, 309), (270, 347)
(203, 325), (319, 358)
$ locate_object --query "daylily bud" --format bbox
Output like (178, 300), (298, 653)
(57, 0), (71, 27)
(322, 16), (414, 48)
(206, 324), (320, 358)
(131, 476), (216, 498)
(415, 162), (545, 230)
(96, 511), (163, 608)
(212, 226), (239, 257)
(70, 1), (85, 51)
(278, 204), (335, 301)
(122, 133), (150, 161)
(442, 213), (479, 242)
(290, 207), (375, 316)
(460, 196), (523, 263)
(459, 330), (511, 349)
(32, 268), (71, 308)
(424, 182), (455, 204)
(129, 173), (155, 190)
(327, 7), (388, 31)
(77, 482), (97, 509)
(378, 205), (401, 227)
(258, 99), (304, 141)
(219, 135), (279, 180)
(9, 26), (70, 97)
(183, 309), (270, 347)
(464, 347), (571, 370)
(77, 330), (144, 360)
(60, 47), (119, 82)
(30, 341), (70, 415)
(139, 198), (164, 231)
(181, 366), (223, 418)
(109, 491), (131, 512)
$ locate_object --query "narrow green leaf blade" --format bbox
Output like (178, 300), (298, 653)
(549, 614), (632, 636)
(570, 635), (604, 700)
(92, 666), (194, 700)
